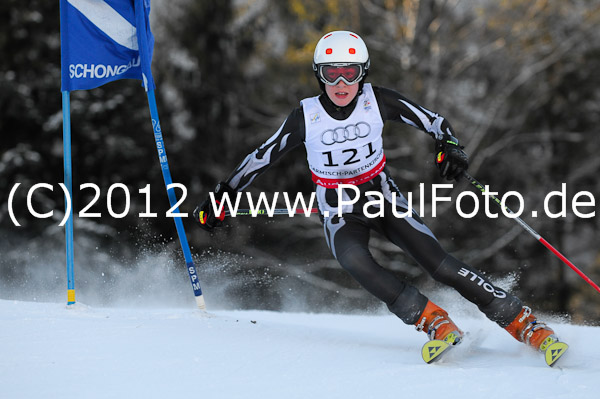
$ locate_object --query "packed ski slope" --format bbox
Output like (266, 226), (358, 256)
(0, 299), (597, 399)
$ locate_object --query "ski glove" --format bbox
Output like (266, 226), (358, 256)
(193, 181), (236, 232)
(435, 139), (469, 181)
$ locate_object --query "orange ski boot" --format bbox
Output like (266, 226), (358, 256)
(505, 306), (568, 366)
(416, 301), (463, 363)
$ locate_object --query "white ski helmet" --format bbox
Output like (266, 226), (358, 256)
(313, 31), (370, 86)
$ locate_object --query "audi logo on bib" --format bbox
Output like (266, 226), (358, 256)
(320, 122), (371, 145)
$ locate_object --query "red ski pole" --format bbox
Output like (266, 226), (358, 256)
(224, 208), (318, 217)
(463, 172), (600, 294)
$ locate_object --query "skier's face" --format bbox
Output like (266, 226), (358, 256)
(325, 80), (359, 107)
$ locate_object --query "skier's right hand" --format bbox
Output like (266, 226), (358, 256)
(193, 182), (235, 232)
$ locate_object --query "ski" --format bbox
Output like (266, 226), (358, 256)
(421, 331), (462, 364)
(421, 339), (452, 364)
(544, 341), (569, 367)
(421, 336), (568, 366)
(421, 339), (452, 363)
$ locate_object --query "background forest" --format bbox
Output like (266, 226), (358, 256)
(1, 0), (599, 323)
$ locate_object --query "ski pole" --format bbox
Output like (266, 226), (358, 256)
(462, 171), (600, 294)
(224, 208), (319, 217)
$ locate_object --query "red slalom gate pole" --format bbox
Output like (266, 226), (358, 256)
(463, 172), (600, 294)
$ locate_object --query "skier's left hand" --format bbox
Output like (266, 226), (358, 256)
(435, 139), (469, 180)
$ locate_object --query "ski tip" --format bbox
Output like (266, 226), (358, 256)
(545, 341), (569, 367)
(422, 339), (451, 364)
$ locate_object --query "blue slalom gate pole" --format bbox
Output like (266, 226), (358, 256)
(62, 90), (76, 305)
(145, 89), (206, 310)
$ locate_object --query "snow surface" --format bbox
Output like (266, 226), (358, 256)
(0, 299), (598, 399)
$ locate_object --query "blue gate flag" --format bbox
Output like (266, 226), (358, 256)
(60, 0), (155, 92)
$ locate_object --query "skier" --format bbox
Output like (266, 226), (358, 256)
(194, 31), (567, 365)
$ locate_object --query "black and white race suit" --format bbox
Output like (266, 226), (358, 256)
(225, 83), (522, 326)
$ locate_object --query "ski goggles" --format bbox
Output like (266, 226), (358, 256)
(316, 63), (366, 86)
